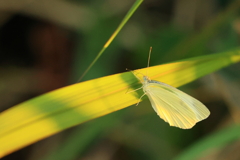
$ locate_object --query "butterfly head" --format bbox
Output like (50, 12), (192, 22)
(143, 76), (151, 84)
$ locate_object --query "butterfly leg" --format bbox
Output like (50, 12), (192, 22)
(136, 92), (147, 106)
(126, 86), (143, 94)
(125, 70), (144, 93)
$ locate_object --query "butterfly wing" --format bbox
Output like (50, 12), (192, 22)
(144, 82), (210, 129)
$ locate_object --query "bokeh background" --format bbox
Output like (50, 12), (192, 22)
(1, 0), (240, 159)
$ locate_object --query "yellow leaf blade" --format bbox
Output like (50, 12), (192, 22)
(0, 50), (240, 157)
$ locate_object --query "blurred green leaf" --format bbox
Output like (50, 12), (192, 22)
(164, 0), (240, 61)
(174, 124), (240, 160)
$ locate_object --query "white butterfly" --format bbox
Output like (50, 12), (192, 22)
(131, 47), (210, 129)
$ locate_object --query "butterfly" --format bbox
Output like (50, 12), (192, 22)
(131, 47), (210, 129)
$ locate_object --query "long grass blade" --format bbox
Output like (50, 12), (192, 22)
(0, 49), (240, 157)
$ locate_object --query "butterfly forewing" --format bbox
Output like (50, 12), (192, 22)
(156, 82), (210, 121)
(143, 81), (210, 129)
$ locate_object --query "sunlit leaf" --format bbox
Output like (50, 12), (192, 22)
(0, 49), (240, 157)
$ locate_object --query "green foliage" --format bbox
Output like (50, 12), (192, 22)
(1, 0), (240, 159)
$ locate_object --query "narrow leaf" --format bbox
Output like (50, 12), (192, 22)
(0, 49), (240, 157)
(174, 125), (240, 160)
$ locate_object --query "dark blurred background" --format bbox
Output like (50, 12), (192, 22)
(1, 0), (240, 160)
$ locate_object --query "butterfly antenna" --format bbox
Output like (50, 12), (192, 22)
(146, 47), (152, 76)
(126, 68), (144, 75)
